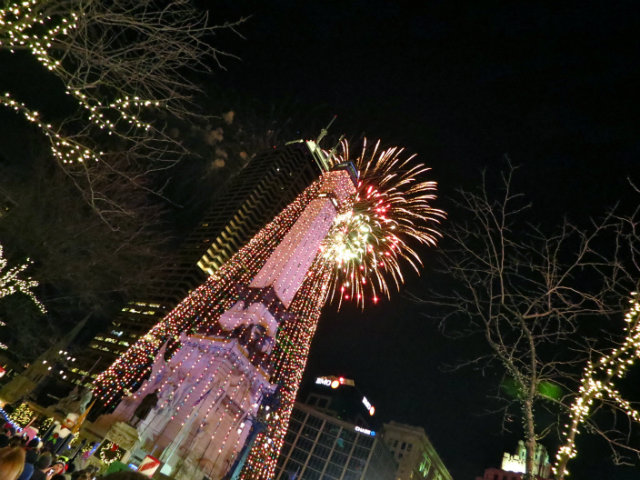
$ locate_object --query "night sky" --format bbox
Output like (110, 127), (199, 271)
(212, 1), (639, 479)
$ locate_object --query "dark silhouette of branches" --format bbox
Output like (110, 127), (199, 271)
(420, 162), (640, 478)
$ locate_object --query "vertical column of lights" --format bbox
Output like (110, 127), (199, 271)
(241, 260), (333, 479)
(241, 200), (353, 477)
(142, 344), (199, 410)
(215, 187), (343, 472)
(188, 357), (259, 477)
(198, 351), (247, 465)
(553, 292), (640, 478)
(94, 181), (322, 405)
(239, 173), (355, 478)
(162, 346), (203, 418)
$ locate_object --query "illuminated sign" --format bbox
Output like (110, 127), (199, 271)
(354, 426), (376, 436)
(315, 376), (353, 389)
(361, 396), (375, 416)
(315, 377), (332, 387)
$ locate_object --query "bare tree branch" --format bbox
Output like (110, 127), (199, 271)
(419, 162), (639, 479)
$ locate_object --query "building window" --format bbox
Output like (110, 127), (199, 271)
(418, 453), (431, 477)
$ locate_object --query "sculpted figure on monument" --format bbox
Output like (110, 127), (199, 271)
(131, 389), (159, 426)
(54, 386), (92, 414)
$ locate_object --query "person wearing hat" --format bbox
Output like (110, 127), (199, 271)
(49, 458), (66, 476)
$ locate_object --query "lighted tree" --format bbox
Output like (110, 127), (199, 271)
(0, 242), (44, 313)
(553, 292), (640, 479)
(425, 163), (638, 479)
(0, 0), (244, 222)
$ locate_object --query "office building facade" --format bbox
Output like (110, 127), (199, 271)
(275, 402), (397, 480)
(382, 421), (453, 480)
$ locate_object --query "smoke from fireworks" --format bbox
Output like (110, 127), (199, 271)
(320, 139), (445, 307)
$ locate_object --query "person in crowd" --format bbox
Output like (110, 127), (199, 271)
(0, 446), (26, 480)
(17, 460), (34, 480)
(18, 437), (41, 480)
(71, 470), (92, 480)
(10, 435), (27, 447)
(25, 438), (41, 464)
(49, 459), (66, 477)
(30, 451), (53, 480)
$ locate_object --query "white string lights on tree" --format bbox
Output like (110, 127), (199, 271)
(553, 291), (640, 479)
(0, 242), (45, 313)
(0, 93), (102, 164)
(0, 0), (161, 139)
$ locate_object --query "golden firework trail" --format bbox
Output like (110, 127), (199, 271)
(320, 139), (445, 308)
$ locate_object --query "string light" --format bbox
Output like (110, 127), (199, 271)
(553, 292), (640, 478)
(0, 242), (45, 313)
(0, 0), (158, 142)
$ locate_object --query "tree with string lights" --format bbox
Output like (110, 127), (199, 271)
(425, 163), (640, 479)
(0, 242), (44, 313)
(0, 0), (245, 224)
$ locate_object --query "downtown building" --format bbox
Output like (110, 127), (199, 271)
(68, 140), (330, 389)
(475, 441), (552, 480)
(275, 376), (398, 480)
(382, 422), (453, 480)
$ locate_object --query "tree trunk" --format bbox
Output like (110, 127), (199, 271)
(523, 400), (537, 480)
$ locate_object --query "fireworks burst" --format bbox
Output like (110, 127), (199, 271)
(320, 139), (445, 307)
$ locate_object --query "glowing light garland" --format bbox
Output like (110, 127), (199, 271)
(322, 139), (445, 307)
(0, 0), (157, 135)
(553, 292), (640, 478)
(0, 243), (45, 313)
(98, 441), (124, 464)
(10, 402), (35, 427)
(0, 0), (177, 170)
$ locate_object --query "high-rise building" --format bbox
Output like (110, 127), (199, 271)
(68, 140), (328, 388)
(382, 422), (453, 480)
(274, 392), (398, 480)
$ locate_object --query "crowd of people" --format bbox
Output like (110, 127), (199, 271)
(0, 425), (146, 480)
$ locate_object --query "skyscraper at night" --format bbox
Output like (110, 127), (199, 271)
(68, 141), (328, 387)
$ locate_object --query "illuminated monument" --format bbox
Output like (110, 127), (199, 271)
(94, 166), (357, 479)
(92, 139), (443, 479)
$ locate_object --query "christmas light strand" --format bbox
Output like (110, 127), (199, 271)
(0, 1), (157, 137)
(0, 243), (46, 313)
(0, 93), (102, 165)
(553, 292), (640, 478)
